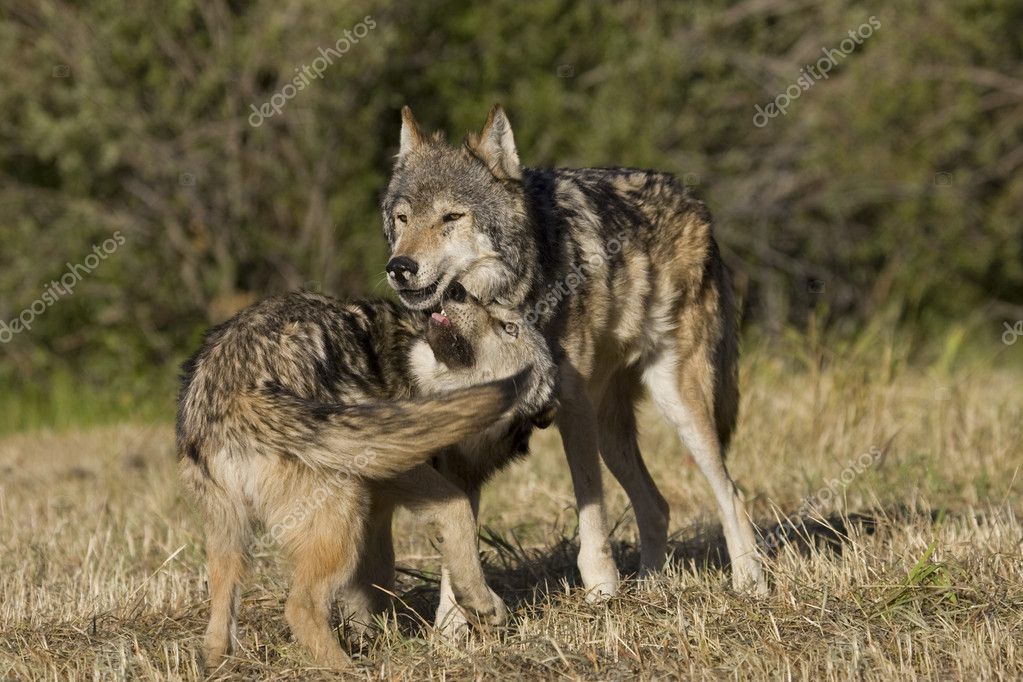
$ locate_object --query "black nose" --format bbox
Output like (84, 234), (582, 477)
(386, 256), (418, 284)
(445, 281), (467, 303)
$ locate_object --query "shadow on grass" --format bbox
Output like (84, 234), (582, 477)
(380, 507), (896, 639)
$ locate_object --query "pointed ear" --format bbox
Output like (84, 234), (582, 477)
(469, 104), (521, 180)
(399, 106), (425, 158)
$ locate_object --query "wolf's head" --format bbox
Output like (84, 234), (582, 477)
(410, 281), (557, 429)
(382, 106), (536, 311)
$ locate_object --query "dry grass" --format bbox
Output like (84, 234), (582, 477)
(1, 337), (1021, 680)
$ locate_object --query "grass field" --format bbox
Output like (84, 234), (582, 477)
(1, 333), (1021, 680)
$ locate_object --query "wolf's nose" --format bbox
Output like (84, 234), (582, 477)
(386, 256), (418, 284)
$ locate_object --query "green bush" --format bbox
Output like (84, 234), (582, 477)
(0, 0), (1020, 428)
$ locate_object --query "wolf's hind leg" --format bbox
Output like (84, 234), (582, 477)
(597, 369), (670, 576)
(284, 503), (362, 668)
(642, 351), (766, 594)
(202, 501), (250, 669)
(341, 505), (395, 636)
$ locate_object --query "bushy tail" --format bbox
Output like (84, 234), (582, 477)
(248, 368), (528, 480)
(711, 240), (740, 454)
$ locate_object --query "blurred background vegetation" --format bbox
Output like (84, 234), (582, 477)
(0, 0), (1020, 432)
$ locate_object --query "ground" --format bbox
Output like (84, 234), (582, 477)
(1, 337), (1021, 680)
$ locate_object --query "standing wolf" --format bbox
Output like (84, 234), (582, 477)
(382, 105), (766, 598)
(178, 290), (555, 667)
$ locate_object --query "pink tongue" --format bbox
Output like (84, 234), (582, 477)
(431, 312), (451, 326)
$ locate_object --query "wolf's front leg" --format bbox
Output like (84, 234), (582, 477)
(433, 487), (485, 636)
(390, 467), (507, 628)
(556, 379), (620, 599)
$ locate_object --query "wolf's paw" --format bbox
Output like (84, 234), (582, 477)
(485, 587), (509, 625)
(435, 588), (507, 638)
(311, 645), (353, 669)
(203, 647), (228, 672)
(637, 549), (669, 579)
(579, 550), (619, 602)
(583, 581), (618, 603)
(203, 630), (234, 671)
(732, 554), (769, 596)
(468, 587), (508, 627)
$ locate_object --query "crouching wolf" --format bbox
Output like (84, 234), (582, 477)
(382, 106), (767, 599)
(177, 288), (555, 668)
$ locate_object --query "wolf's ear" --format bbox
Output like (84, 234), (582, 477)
(469, 104), (521, 181)
(399, 106), (426, 158)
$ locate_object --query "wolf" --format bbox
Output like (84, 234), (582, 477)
(177, 288), (555, 668)
(372, 279), (559, 633)
(381, 105), (767, 600)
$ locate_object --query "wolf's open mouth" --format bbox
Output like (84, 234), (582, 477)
(425, 281), (474, 367)
(426, 281), (468, 329)
(397, 280), (439, 306)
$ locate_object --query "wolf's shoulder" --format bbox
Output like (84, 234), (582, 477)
(522, 166), (707, 229)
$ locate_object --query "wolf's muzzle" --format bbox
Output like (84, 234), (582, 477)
(386, 256), (419, 285)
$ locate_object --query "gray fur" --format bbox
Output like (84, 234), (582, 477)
(383, 106), (765, 603)
(177, 290), (554, 667)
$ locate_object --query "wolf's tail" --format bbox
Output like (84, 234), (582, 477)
(246, 368), (527, 480)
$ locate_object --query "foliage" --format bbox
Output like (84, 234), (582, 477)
(0, 0), (1020, 423)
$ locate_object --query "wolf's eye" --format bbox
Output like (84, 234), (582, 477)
(443, 212), (464, 222)
(395, 214), (407, 224)
(502, 322), (519, 338)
